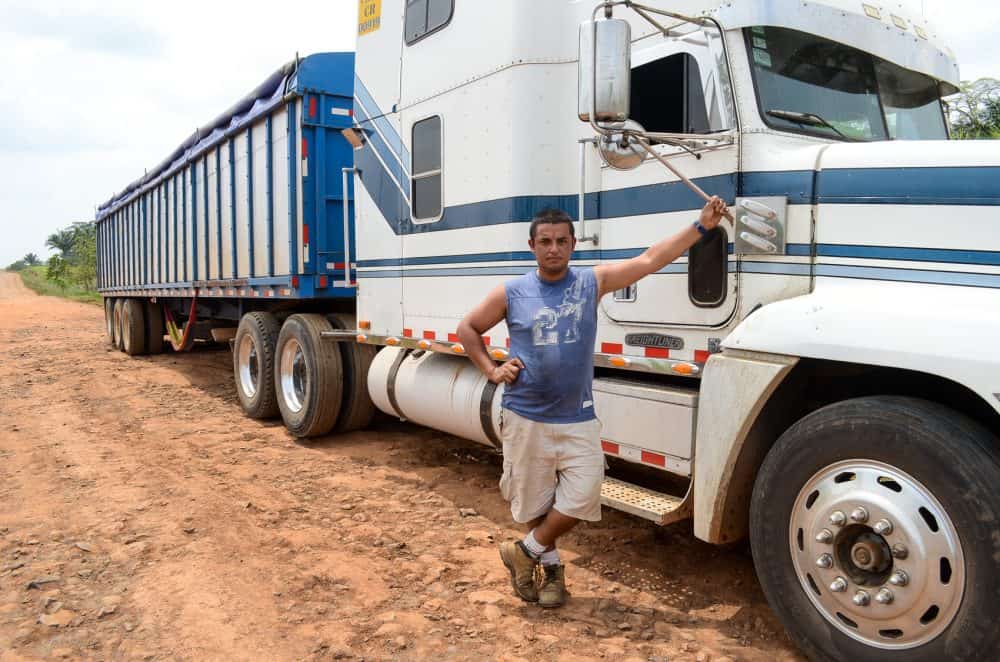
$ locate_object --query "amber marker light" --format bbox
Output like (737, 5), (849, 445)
(358, 320), (372, 330)
(356, 334), (367, 343)
(672, 363), (695, 375)
(386, 337), (400, 346)
(491, 349), (509, 360)
(417, 340), (432, 350)
(609, 356), (630, 368)
(451, 344), (466, 355)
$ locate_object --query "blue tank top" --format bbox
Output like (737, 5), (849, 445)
(501, 267), (599, 424)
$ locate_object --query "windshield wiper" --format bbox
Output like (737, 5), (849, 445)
(766, 109), (869, 142)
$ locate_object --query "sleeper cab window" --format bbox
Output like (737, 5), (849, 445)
(688, 227), (727, 307)
(405, 0), (454, 45)
(411, 116), (442, 221)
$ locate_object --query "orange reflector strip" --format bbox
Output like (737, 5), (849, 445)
(451, 343), (465, 354)
(609, 356), (630, 368)
(672, 363), (694, 375)
(448, 333), (459, 342)
(601, 342), (623, 354)
(641, 450), (666, 467)
(386, 337), (400, 346)
(482, 336), (490, 345)
(694, 350), (710, 363)
(356, 334), (367, 343)
(417, 340), (432, 350)
(423, 330), (436, 340)
(403, 328), (413, 338)
(601, 440), (620, 455)
(358, 320), (371, 330)
(645, 347), (670, 359)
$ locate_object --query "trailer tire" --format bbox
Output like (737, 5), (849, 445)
(274, 314), (343, 438)
(112, 299), (124, 350)
(749, 396), (1000, 662)
(234, 312), (280, 419)
(104, 298), (116, 341)
(328, 313), (377, 432)
(121, 299), (147, 356)
(145, 300), (164, 355)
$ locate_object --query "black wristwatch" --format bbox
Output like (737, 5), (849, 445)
(693, 221), (709, 236)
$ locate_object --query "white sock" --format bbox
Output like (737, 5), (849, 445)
(522, 530), (546, 558)
(540, 548), (561, 567)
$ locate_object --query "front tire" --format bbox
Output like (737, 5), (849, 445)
(274, 314), (343, 438)
(750, 396), (1000, 661)
(233, 312), (280, 419)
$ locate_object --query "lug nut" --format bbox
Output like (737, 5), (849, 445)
(816, 553), (833, 569)
(850, 507), (869, 523)
(889, 570), (909, 587)
(830, 577), (848, 593)
(876, 588), (894, 605)
(852, 590), (870, 606)
(815, 528), (834, 544)
(891, 543), (908, 560)
(873, 519), (893, 536)
(830, 511), (847, 527)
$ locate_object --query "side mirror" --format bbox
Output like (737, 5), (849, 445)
(578, 18), (631, 124)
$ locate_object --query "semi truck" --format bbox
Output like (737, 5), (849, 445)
(96, 1), (1000, 659)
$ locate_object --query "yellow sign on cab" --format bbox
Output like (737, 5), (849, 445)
(358, 0), (382, 36)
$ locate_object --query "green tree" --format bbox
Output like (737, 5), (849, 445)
(44, 221), (97, 290)
(947, 78), (1000, 139)
(23, 253), (40, 266)
(45, 228), (78, 259)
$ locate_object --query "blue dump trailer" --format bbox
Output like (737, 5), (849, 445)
(95, 53), (376, 437)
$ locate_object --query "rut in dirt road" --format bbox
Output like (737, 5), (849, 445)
(0, 278), (804, 661)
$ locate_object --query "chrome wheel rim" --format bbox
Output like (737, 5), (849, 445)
(279, 338), (307, 414)
(790, 459), (964, 650)
(237, 334), (259, 398)
(122, 308), (132, 348)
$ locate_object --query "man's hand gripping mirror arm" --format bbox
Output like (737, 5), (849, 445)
(594, 196), (729, 296)
(457, 283), (524, 385)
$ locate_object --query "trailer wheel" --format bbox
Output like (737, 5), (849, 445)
(145, 300), (164, 355)
(750, 396), (1000, 662)
(104, 298), (116, 341)
(274, 314), (343, 438)
(327, 313), (377, 432)
(121, 299), (147, 356)
(234, 312), (280, 419)
(112, 299), (125, 350)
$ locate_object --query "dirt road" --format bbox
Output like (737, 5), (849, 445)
(0, 271), (804, 661)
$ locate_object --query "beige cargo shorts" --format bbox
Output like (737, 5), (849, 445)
(498, 408), (604, 523)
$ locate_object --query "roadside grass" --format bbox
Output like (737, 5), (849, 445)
(15, 266), (103, 305)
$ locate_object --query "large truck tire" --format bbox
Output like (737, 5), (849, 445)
(121, 299), (147, 356)
(112, 299), (124, 350)
(104, 298), (116, 341)
(144, 300), (164, 355)
(274, 314), (343, 438)
(328, 313), (377, 432)
(750, 396), (1000, 662)
(233, 312), (280, 419)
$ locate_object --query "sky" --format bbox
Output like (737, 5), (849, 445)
(0, 0), (997, 268)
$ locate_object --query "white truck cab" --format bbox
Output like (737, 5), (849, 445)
(349, 1), (1000, 658)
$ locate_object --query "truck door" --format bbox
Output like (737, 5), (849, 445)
(599, 39), (739, 328)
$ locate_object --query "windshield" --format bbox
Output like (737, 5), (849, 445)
(746, 26), (948, 141)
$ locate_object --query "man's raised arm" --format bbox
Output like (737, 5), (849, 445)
(595, 196), (729, 297)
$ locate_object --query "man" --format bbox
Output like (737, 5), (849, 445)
(456, 197), (729, 608)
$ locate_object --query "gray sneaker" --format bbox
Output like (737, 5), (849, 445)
(538, 564), (567, 608)
(499, 541), (539, 602)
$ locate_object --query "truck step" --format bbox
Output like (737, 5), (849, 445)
(600, 477), (691, 526)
